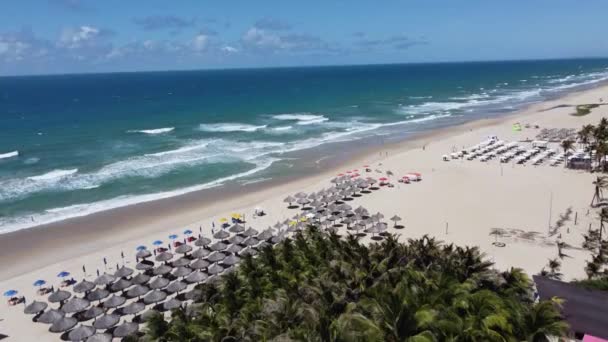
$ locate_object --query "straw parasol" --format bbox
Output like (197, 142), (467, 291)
(73, 280), (95, 294)
(110, 278), (132, 292)
(162, 298), (182, 311)
(144, 290), (167, 305)
(149, 277), (169, 290)
(93, 314), (120, 329)
(136, 260), (154, 271)
(67, 325), (95, 341)
(122, 302), (145, 315)
(184, 289), (203, 301)
(213, 230), (230, 240)
(113, 322), (139, 338)
(229, 223), (245, 234)
(82, 306), (104, 320)
(222, 255), (241, 266)
(172, 266), (192, 278)
(175, 244), (193, 255)
(62, 297), (91, 313)
(114, 266), (134, 278)
(283, 196), (296, 206)
(185, 270), (208, 284)
(194, 237), (212, 247)
(87, 333), (112, 342)
(135, 249), (151, 259)
(209, 241), (228, 251)
(228, 235), (244, 245)
(155, 252), (174, 262)
(206, 252), (225, 263)
(166, 280), (187, 294)
(48, 290), (71, 303)
(241, 237), (259, 246)
(294, 192), (307, 198)
(207, 263), (225, 275)
(192, 247), (211, 259)
(102, 295), (126, 309)
(24, 300), (48, 314)
(153, 264), (172, 276)
(190, 258), (210, 270)
(38, 309), (65, 324)
(86, 288), (109, 302)
(132, 273), (150, 285)
(240, 248), (258, 257)
(126, 285), (150, 298)
(257, 228), (275, 241)
(241, 227), (259, 237)
(225, 244), (243, 254)
(49, 316), (77, 333)
(94, 273), (116, 286)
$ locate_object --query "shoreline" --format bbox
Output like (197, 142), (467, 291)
(0, 82), (605, 281)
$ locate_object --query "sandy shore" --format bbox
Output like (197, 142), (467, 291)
(1, 83), (607, 340)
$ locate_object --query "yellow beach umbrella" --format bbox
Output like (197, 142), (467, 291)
(300, 217), (307, 222)
(219, 218), (228, 223)
(289, 220), (297, 226)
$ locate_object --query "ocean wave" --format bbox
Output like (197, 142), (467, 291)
(408, 96), (433, 100)
(24, 157), (40, 165)
(199, 123), (267, 132)
(272, 113), (329, 125)
(129, 127), (175, 134)
(27, 169), (78, 181)
(0, 151), (19, 160)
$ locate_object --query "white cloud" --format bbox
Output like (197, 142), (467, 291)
(191, 34), (208, 52)
(221, 45), (238, 53)
(242, 28), (283, 50)
(59, 26), (101, 49)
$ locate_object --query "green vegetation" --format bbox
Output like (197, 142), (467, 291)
(573, 103), (600, 116)
(142, 227), (567, 341)
(576, 118), (608, 172)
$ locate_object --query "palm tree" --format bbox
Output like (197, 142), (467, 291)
(598, 208), (608, 257)
(591, 176), (608, 207)
(546, 258), (563, 280)
(579, 124), (595, 171)
(560, 139), (574, 168)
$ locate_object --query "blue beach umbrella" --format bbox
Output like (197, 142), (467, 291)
(136, 245), (147, 251)
(57, 271), (70, 278)
(152, 240), (163, 246)
(4, 290), (18, 297)
(169, 234), (178, 240)
(183, 229), (193, 235)
(33, 280), (46, 287)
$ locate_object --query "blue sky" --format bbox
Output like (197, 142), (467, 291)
(1, 0), (607, 75)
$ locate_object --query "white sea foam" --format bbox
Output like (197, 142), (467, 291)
(28, 169), (78, 181)
(271, 126), (293, 131)
(272, 113), (329, 125)
(129, 127), (175, 134)
(199, 123), (267, 132)
(0, 151), (19, 159)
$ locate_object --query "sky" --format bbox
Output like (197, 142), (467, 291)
(1, 0), (607, 76)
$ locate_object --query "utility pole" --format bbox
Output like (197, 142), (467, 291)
(548, 191), (553, 234)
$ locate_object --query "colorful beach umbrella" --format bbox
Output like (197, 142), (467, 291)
(57, 271), (70, 278)
(219, 218), (228, 223)
(136, 245), (147, 251)
(183, 229), (193, 235)
(152, 240), (163, 246)
(33, 279), (46, 287)
(169, 234), (178, 240)
(4, 290), (17, 297)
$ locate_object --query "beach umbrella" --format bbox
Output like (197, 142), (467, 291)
(62, 297), (90, 313)
(102, 295), (126, 309)
(33, 279), (47, 287)
(73, 280), (95, 293)
(113, 322), (139, 338)
(190, 258), (210, 270)
(3, 289), (17, 297)
(153, 264), (172, 276)
(225, 244), (243, 254)
(67, 325), (95, 341)
(222, 255), (241, 266)
(172, 266), (193, 278)
(136, 260), (154, 271)
(93, 314), (120, 329)
(270, 234), (285, 244)
(166, 280), (187, 294)
(38, 309), (65, 324)
(110, 278), (132, 292)
(122, 302), (145, 315)
(135, 249), (152, 259)
(24, 300), (48, 314)
(86, 333), (112, 342)
(257, 241), (271, 250)
(136, 245), (147, 251)
(296, 198), (310, 205)
(210, 241), (228, 251)
(229, 223), (245, 233)
(172, 257), (191, 267)
(185, 271), (208, 284)
(206, 252), (225, 263)
(144, 290), (167, 305)
(126, 285), (150, 298)
(283, 196), (295, 206)
(194, 237), (211, 247)
(48, 290), (71, 303)
(152, 240), (163, 246)
(114, 266), (134, 278)
(149, 277), (169, 290)
(57, 271), (70, 278)
(132, 273), (150, 285)
(294, 192), (307, 198)
(241, 237), (259, 246)
(94, 273), (116, 286)
(207, 263), (224, 275)
(241, 227), (259, 237)
(239, 248), (258, 257)
(213, 230), (230, 240)
(155, 251), (174, 262)
(257, 228), (275, 241)
(184, 289), (203, 301)
(162, 298), (182, 311)
(175, 244), (193, 255)
(192, 247), (211, 259)
(390, 215), (402, 226)
(50, 316), (77, 333)
(169, 234), (178, 240)
(228, 235), (244, 245)
(82, 306), (104, 320)
(183, 229), (193, 235)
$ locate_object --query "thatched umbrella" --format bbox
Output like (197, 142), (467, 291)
(102, 295), (126, 309)
(241, 237), (259, 246)
(192, 247), (211, 259)
(86, 333), (112, 342)
(136, 260), (154, 271)
(67, 325), (95, 341)
(143, 290), (167, 305)
(94, 273), (116, 286)
(48, 290), (71, 303)
(207, 263), (224, 275)
(190, 258), (210, 270)
(241, 227), (259, 237)
(194, 237), (212, 247)
(93, 314), (120, 329)
(162, 298), (182, 311)
(175, 244), (193, 255)
(49, 316), (77, 333)
(82, 306), (104, 320)
(122, 302), (145, 315)
(390, 215), (402, 226)
(171, 257), (190, 267)
(270, 234), (285, 244)
(212, 230), (230, 240)
(110, 278), (132, 292)
(62, 297), (91, 313)
(206, 252), (225, 263)
(296, 198), (310, 206)
(172, 266), (192, 278)
(166, 280), (187, 294)
(24, 300), (48, 314)
(225, 244), (243, 254)
(153, 264), (172, 276)
(86, 288), (109, 302)
(126, 285), (150, 298)
(294, 192), (307, 198)
(185, 271), (208, 284)
(209, 241), (228, 251)
(114, 266), (134, 278)
(257, 228), (275, 241)
(155, 252), (174, 262)
(228, 223), (245, 234)
(228, 235), (244, 245)
(222, 255), (240, 266)
(135, 249), (152, 259)
(73, 280), (95, 294)
(283, 195), (296, 207)
(113, 322), (139, 338)
(38, 309), (65, 324)
(239, 248), (258, 257)
(184, 289), (203, 301)
(149, 277), (169, 290)
(132, 273), (150, 285)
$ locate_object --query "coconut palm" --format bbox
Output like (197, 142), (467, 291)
(591, 176), (608, 207)
(560, 139), (574, 168)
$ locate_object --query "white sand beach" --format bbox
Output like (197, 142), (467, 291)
(1, 84), (607, 341)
